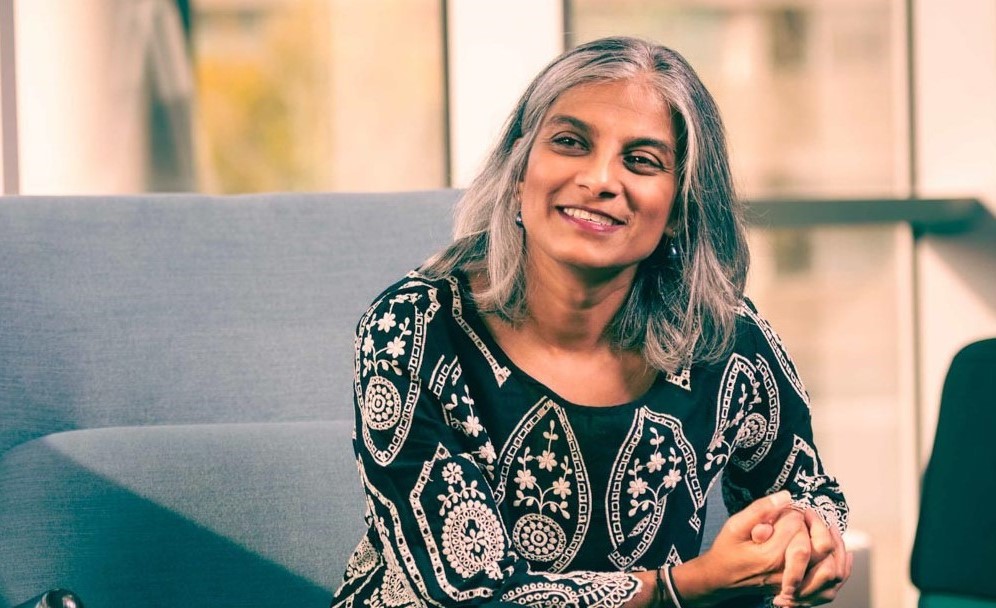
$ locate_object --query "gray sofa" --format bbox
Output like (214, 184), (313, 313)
(0, 190), (729, 608)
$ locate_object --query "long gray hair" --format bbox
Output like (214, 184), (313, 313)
(422, 36), (749, 372)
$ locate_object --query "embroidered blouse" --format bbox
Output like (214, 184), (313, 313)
(330, 271), (848, 608)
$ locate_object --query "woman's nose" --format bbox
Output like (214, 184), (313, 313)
(575, 153), (622, 198)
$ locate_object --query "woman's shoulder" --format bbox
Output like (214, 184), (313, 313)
(726, 296), (793, 361)
(356, 269), (464, 334)
(733, 296), (772, 343)
(729, 296), (811, 401)
(364, 270), (460, 313)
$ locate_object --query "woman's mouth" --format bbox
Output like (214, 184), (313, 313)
(560, 207), (623, 227)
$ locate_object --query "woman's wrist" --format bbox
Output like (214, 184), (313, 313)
(655, 567), (669, 607)
(655, 565), (687, 608)
(669, 557), (722, 608)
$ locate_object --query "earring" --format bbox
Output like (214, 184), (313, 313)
(515, 212), (524, 227)
(667, 242), (680, 260)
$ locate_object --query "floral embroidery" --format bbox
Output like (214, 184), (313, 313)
(355, 281), (440, 465)
(731, 355), (781, 472)
(498, 399), (591, 572)
(439, 497), (505, 580)
(624, 428), (685, 518)
(334, 279), (848, 608)
(508, 422), (579, 565)
(409, 447), (507, 603)
(705, 354), (758, 472)
(512, 513), (568, 562)
(343, 536), (379, 581)
(607, 407), (702, 569)
(500, 571), (640, 607)
(363, 376), (403, 431)
(512, 423), (573, 518)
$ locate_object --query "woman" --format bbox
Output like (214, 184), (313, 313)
(331, 37), (849, 608)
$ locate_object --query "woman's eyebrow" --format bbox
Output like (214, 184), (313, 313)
(545, 114), (591, 133)
(627, 137), (676, 159)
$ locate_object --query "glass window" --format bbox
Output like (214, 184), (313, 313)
(10, 0), (446, 194)
(568, 0), (904, 198)
(192, 0), (446, 193)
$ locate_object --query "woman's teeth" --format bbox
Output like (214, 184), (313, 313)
(563, 207), (618, 226)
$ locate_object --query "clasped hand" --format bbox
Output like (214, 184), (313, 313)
(684, 491), (851, 607)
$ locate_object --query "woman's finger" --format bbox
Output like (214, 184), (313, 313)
(804, 509), (834, 562)
(751, 522), (774, 543)
(795, 552), (838, 598)
(725, 490), (793, 539)
(779, 529), (812, 598)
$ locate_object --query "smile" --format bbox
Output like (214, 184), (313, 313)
(560, 207), (623, 227)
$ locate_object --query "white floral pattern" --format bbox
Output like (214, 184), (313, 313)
(501, 571), (641, 607)
(705, 354), (758, 473)
(355, 280), (440, 465)
(343, 536), (379, 581)
(409, 447), (508, 602)
(731, 355), (781, 471)
(767, 435), (848, 533)
(607, 407), (703, 569)
(498, 399), (592, 572)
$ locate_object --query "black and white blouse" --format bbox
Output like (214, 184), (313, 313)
(330, 271), (847, 608)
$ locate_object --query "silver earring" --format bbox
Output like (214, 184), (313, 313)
(667, 242), (679, 259)
(515, 212), (524, 227)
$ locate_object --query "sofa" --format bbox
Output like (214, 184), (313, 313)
(0, 190), (738, 608)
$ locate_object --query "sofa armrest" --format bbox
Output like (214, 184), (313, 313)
(0, 421), (363, 608)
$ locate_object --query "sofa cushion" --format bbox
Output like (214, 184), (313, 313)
(0, 190), (459, 455)
(0, 420), (363, 608)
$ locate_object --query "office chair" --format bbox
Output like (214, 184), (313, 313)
(911, 338), (996, 608)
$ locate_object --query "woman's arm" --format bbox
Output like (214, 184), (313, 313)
(719, 300), (851, 606)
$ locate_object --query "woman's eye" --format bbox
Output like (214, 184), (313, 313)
(625, 154), (664, 172)
(551, 135), (584, 149)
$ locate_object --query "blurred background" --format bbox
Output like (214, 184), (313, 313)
(1, 1), (993, 606)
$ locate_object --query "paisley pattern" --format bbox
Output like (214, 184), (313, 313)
(410, 447), (507, 601)
(498, 398), (592, 572)
(732, 355), (781, 471)
(606, 407), (703, 569)
(354, 277), (441, 465)
(331, 273), (848, 608)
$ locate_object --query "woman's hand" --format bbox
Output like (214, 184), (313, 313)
(770, 509), (852, 607)
(670, 491), (809, 606)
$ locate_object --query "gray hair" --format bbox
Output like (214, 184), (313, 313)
(422, 36), (749, 372)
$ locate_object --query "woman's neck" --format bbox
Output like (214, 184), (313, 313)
(518, 257), (636, 353)
(470, 260), (655, 406)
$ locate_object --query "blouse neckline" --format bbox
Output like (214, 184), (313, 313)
(452, 270), (662, 413)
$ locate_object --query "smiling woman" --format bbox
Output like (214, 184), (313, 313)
(518, 79), (677, 282)
(330, 37), (850, 608)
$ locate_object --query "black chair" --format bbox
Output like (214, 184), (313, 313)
(911, 338), (996, 608)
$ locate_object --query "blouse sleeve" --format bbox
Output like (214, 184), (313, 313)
(721, 299), (849, 534)
(348, 275), (641, 607)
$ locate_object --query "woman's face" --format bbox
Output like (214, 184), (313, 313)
(519, 77), (678, 280)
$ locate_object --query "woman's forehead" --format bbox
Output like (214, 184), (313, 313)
(540, 79), (672, 139)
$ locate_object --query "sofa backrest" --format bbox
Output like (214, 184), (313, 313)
(0, 190), (459, 456)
